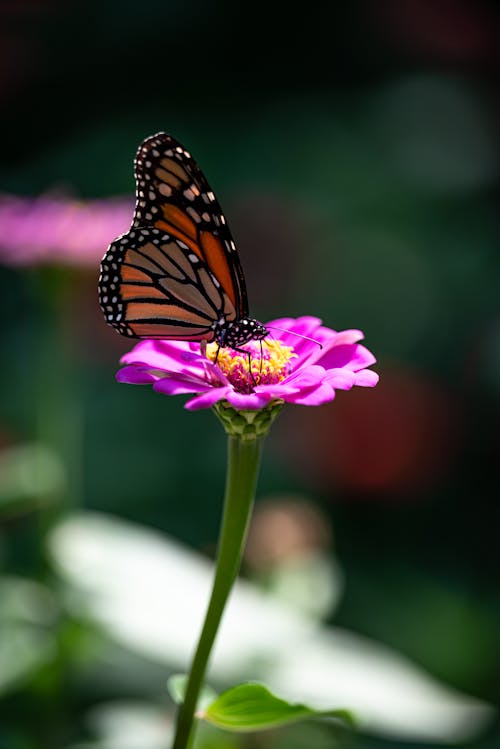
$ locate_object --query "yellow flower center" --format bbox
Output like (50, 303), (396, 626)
(206, 338), (296, 393)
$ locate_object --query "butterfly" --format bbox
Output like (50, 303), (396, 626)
(98, 133), (268, 352)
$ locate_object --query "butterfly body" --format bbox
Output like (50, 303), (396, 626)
(213, 317), (268, 348)
(99, 133), (267, 350)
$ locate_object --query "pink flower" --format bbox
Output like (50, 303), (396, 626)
(117, 316), (379, 411)
(0, 193), (133, 267)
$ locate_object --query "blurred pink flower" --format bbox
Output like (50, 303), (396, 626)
(0, 193), (133, 267)
(117, 316), (379, 411)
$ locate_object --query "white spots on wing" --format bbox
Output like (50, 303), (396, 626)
(159, 183), (172, 196)
(165, 149), (173, 157)
(220, 215), (226, 224)
(183, 188), (195, 201)
(202, 212), (210, 222)
(148, 191), (156, 200)
(207, 191), (215, 201)
(230, 240), (236, 251)
(177, 240), (188, 249)
(145, 212), (152, 220)
(152, 149), (159, 157)
(145, 160), (151, 167)
(188, 253), (200, 263)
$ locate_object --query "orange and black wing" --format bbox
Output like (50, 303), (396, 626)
(134, 133), (247, 316)
(98, 133), (248, 339)
(99, 226), (237, 339)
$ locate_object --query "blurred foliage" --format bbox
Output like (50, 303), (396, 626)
(1, 0), (500, 747)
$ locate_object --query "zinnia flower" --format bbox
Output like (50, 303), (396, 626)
(117, 316), (379, 411)
(0, 193), (133, 267)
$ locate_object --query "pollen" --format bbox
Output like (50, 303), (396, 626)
(206, 338), (296, 393)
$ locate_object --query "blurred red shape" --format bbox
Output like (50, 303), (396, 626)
(281, 366), (459, 498)
(376, 0), (499, 63)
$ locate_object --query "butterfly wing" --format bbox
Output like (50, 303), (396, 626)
(99, 227), (237, 339)
(133, 132), (248, 319)
(99, 133), (250, 339)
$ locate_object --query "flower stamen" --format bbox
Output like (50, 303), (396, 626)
(206, 338), (296, 393)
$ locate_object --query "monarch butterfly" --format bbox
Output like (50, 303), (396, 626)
(98, 133), (268, 351)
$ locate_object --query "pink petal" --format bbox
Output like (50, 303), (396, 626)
(267, 316), (323, 339)
(153, 374), (212, 396)
(225, 390), (273, 410)
(353, 369), (379, 387)
(121, 339), (202, 372)
(282, 364), (326, 388)
(324, 369), (356, 390)
(318, 342), (376, 371)
(116, 365), (160, 384)
(329, 329), (365, 346)
(258, 383), (301, 402)
(184, 387), (232, 410)
(285, 382), (335, 406)
(267, 316), (336, 366)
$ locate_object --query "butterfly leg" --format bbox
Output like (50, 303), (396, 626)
(232, 345), (258, 387)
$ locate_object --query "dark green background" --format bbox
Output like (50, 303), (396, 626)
(0, 1), (499, 747)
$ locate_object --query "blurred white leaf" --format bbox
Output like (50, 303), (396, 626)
(0, 576), (58, 693)
(86, 701), (172, 749)
(49, 513), (495, 743)
(262, 552), (343, 619)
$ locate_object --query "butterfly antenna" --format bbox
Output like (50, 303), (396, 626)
(265, 325), (323, 349)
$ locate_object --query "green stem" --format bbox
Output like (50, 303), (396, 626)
(172, 434), (263, 749)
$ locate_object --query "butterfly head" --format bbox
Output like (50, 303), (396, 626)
(214, 317), (268, 349)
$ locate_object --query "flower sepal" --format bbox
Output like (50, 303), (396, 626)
(213, 400), (284, 440)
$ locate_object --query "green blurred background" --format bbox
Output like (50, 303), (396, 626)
(0, 1), (499, 748)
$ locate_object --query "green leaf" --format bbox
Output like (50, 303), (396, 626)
(167, 674), (218, 711)
(199, 682), (353, 733)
